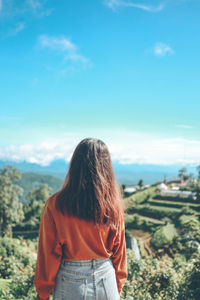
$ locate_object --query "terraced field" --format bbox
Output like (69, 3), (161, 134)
(148, 199), (200, 210)
(139, 215), (164, 225)
(124, 185), (200, 257)
(125, 213), (164, 225)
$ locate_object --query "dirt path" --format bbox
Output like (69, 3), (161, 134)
(143, 237), (154, 257)
(130, 229), (154, 257)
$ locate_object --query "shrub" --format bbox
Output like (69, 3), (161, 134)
(121, 250), (181, 300)
(178, 258), (200, 300)
(0, 237), (36, 279)
(178, 215), (200, 241)
(8, 266), (36, 300)
(150, 223), (177, 249)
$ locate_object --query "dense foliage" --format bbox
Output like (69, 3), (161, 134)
(0, 237), (37, 300)
(121, 250), (200, 300)
(0, 239), (200, 300)
(0, 165), (200, 299)
(0, 166), (24, 237)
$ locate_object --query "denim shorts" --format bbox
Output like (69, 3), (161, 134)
(52, 258), (120, 300)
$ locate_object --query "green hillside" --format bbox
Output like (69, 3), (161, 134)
(19, 173), (63, 202)
(124, 185), (200, 259)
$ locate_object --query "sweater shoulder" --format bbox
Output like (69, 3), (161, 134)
(45, 192), (58, 212)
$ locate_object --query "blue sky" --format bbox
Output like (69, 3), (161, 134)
(1, 0), (200, 165)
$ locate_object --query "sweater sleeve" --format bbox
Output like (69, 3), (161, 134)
(111, 213), (127, 294)
(34, 203), (62, 300)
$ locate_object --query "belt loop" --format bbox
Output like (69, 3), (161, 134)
(92, 259), (96, 269)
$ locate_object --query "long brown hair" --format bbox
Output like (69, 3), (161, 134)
(56, 138), (123, 227)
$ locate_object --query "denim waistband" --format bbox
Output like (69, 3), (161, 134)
(62, 257), (111, 266)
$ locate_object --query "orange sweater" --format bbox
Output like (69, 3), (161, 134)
(34, 194), (127, 300)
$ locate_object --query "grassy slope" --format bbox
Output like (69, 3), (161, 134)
(19, 173), (63, 202)
(123, 186), (156, 208)
(124, 186), (200, 257)
(125, 213), (164, 225)
(149, 198), (200, 207)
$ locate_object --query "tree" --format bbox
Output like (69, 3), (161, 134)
(163, 175), (167, 184)
(121, 184), (126, 192)
(138, 179), (144, 189)
(178, 168), (188, 181)
(121, 184), (126, 197)
(26, 184), (52, 205)
(196, 179), (200, 202)
(197, 165), (200, 180)
(22, 184), (52, 230)
(188, 173), (194, 180)
(0, 165), (24, 237)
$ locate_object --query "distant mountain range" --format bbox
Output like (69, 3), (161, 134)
(0, 159), (198, 185)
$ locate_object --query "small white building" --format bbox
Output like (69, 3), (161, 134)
(161, 190), (197, 199)
(157, 183), (168, 191)
(124, 187), (138, 194)
(171, 186), (180, 191)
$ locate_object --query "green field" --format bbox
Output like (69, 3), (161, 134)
(125, 213), (164, 225)
(149, 198), (200, 210)
(149, 198), (200, 206)
(139, 215), (165, 225)
(124, 185), (200, 258)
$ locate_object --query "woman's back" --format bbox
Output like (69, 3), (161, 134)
(34, 194), (127, 299)
(34, 138), (127, 300)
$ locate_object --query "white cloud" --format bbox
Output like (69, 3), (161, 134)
(7, 22), (25, 36)
(104, 0), (164, 12)
(0, 139), (78, 166)
(0, 0), (52, 18)
(104, 0), (198, 12)
(154, 42), (174, 56)
(26, 0), (53, 16)
(38, 35), (89, 65)
(0, 130), (200, 166)
(39, 35), (76, 51)
(27, 0), (42, 9)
